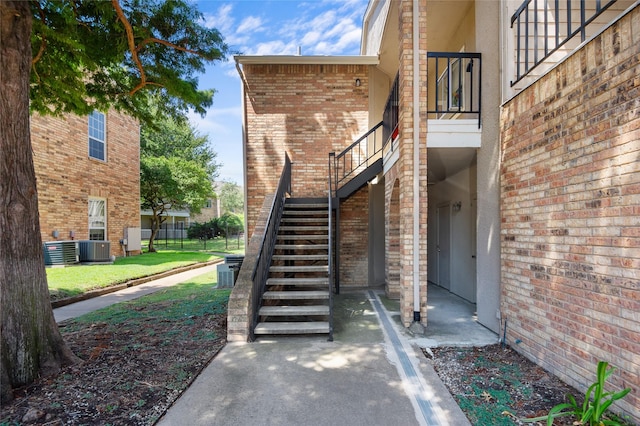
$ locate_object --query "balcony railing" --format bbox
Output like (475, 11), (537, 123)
(427, 52), (482, 128)
(511, 0), (618, 86)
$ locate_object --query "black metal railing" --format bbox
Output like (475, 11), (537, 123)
(250, 153), (291, 339)
(427, 52), (482, 128)
(331, 121), (384, 190)
(327, 155), (334, 340)
(383, 74), (399, 144)
(511, 0), (618, 86)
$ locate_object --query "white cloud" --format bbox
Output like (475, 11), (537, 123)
(300, 31), (321, 46)
(251, 40), (298, 56)
(237, 16), (265, 34)
(189, 106), (242, 137)
(202, 4), (234, 35)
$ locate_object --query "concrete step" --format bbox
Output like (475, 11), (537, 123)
(276, 234), (328, 241)
(279, 225), (328, 232)
(267, 277), (329, 286)
(281, 217), (328, 223)
(274, 244), (328, 250)
(283, 210), (328, 216)
(269, 265), (328, 273)
(259, 305), (330, 316)
(284, 203), (328, 209)
(254, 321), (330, 335)
(272, 254), (328, 261)
(263, 290), (329, 300)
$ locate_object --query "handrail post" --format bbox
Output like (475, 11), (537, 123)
(328, 152), (335, 341)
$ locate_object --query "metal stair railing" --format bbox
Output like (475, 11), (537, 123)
(250, 153), (291, 340)
(332, 121), (384, 190)
(327, 156), (334, 342)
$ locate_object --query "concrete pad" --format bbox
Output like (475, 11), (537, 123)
(157, 290), (471, 426)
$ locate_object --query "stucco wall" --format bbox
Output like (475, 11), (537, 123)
(500, 6), (640, 420)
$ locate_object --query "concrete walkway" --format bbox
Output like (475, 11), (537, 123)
(157, 290), (480, 426)
(54, 267), (496, 425)
(54, 263), (220, 323)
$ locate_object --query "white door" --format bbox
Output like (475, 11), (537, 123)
(437, 204), (451, 290)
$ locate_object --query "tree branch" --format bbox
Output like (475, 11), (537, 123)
(136, 37), (201, 56)
(31, 2), (47, 66)
(110, 0), (147, 96)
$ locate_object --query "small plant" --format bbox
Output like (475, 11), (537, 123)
(523, 361), (631, 426)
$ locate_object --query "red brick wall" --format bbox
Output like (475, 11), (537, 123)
(500, 7), (640, 420)
(338, 185), (369, 287)
(242, 63), (370, 239)
(385, 171), (401, 298)
(32, 110), (140, 258)
(391, 0), (428, 327)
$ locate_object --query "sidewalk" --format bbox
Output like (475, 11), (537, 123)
(157, 290), (474, 426)
(54, 268), (491, 425)
(53, 263), (220, 323)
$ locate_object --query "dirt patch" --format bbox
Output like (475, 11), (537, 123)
(427, 345), (603, 425)
(0, 295), (227, 425)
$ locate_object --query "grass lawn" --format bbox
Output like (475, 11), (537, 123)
(145, 235), (244, 253)
(47, 250), (222, 300)
(63, 274), (231, 330)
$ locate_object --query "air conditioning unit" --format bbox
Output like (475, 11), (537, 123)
(43, 241), (79, 266)
(78, 240), (111, 263)
(217, 264), (236, 288)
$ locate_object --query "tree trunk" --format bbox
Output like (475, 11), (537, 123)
(148, 210), (166, 253)
(0, 1), (79, 403)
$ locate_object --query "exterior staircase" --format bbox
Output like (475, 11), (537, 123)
(253, 198), (332, 339)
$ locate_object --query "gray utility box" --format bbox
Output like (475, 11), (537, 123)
(217, 255), (245, 288)
(78, 240), (111, 263)
(44, 241), (79, 266)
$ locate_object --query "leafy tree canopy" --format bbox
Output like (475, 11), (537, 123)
(141, 115), (220, 177)
(29, 0), (228, 124)
(218, 180), (243, 214)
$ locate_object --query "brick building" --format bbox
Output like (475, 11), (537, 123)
(32, 110), (141, 259)
(232, 0), (639, 420)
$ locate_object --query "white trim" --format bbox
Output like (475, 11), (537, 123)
(427, 120), (482, 148)
(234, 55), (379, 65)
(88, 197), (107, 240)
(88, 110), (106, 162)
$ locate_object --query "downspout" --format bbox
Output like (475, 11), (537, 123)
(235, 58), (250, 245)
(412, 0), (421, 323)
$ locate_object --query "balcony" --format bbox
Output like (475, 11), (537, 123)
(510, 0), (635, 88)
(427, 52), (482, 148)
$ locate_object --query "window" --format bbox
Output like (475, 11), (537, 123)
(88, 198), (106, 240)
(205, 199), (213, 208)
(436, 58), (463, 112)
(88, 111), (106, 161)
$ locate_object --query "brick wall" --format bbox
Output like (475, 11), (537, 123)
(390, 0), (428, 327)
(500, 6), (640, 420)
(242, 63), (370, 239)
(338, 186), (369, 287)
(32, 110), (141, 258)
(385, 170), (401, 298)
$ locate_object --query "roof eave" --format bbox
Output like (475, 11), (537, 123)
(234, 55), (379, 65)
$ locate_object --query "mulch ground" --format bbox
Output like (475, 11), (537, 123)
(0, 314), (226, 425)
(2, 312), (632, 425)
(428, 345), (586, 425)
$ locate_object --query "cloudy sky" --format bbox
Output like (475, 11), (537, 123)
(189, 0), (370, 185)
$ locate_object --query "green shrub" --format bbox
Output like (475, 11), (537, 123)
(523, 361), (631, 426)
